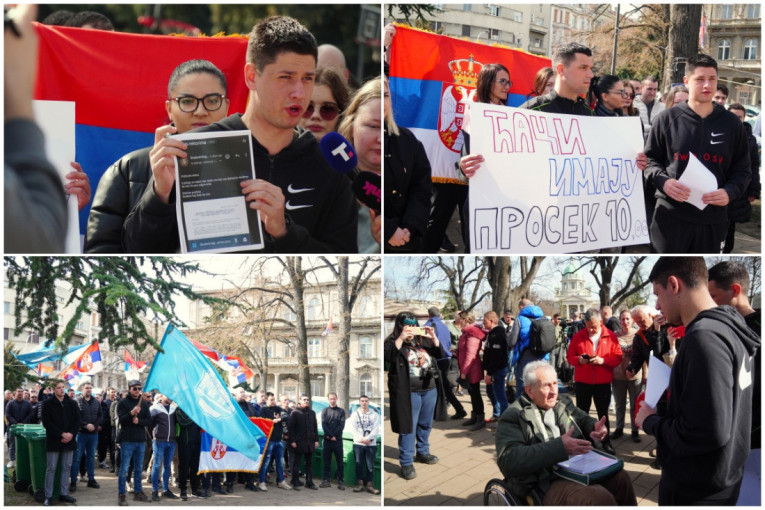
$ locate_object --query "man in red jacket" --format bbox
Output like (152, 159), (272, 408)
(566, 308), (622, 455)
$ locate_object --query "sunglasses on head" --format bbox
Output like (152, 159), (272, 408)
(302, 102), (340, 121)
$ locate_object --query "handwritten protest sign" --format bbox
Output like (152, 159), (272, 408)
(466, 103), (649, 253)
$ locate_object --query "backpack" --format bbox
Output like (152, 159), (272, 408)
(528, 317), (556, 356)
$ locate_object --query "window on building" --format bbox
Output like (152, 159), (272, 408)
(462, 24), (470, 37)
(432, 21), (442, 32)
(56, 295), (65, 303)
(76, 321), (84, 330)
(489, 5), (500, 17)
(27, 331), (40, 344)
(357, 295), (373, 318)
(718, 39), (731, 60)
(463, 4), (471, 12)
(360, 373), (373, 397)
(308, 337), (321, 358)
(284, 306), (296, 322)
(747, 4), (760, 18)
(266, 343), (274, 358)
(720, 5), (733, 19)
(310, 378), (324, 397)
(4, 301), (11, 314)
(490, 28), (499, 40)
(359, 336), (372, 358)
(743, 39), (758, 60)
(307, 298), (320, 321)
(513, 11), (522, 23)
(4, 328), (10, 340)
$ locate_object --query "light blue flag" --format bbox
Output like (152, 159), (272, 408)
(144, 324), (266, 462)
(13, 342), (90, 370)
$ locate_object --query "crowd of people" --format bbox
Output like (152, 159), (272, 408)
(5, 6), (381, 254)
(385, 259), (760, 506)
(5, 380), (381, 506)
(383, 23), (761, 254)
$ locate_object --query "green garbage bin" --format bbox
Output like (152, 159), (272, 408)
(312, 431), (358, 486)
(27, 430), (61, 502)
(11, 424), (44, 492)
(373, 435), (381, 491)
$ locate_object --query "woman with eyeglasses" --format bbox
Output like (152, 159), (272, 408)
(384, 311), (447, 480)
(621, 80), (639, 117)
(590, 75), (626, 117)
(298, 67), (348, 142)
(85, 59), (229, 253)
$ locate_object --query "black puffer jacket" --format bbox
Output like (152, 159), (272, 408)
(84, 146), (151, 253)
(73, 394), (103, 433)
(384, 125), (432, 250)
(287, 406), (318, 453)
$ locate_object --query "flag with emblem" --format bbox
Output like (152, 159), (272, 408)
(124, 350), (148, 381)
(198, 417), (274, 473)
(388, 24), (551, 184)
(59, 341), (103, 380)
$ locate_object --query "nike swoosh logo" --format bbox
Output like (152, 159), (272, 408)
(711, 132), (724, 137)
(287, 184), (315, 194)
(285, 201), (313, 211)
(739, 358), (753, 390)
(710, 140), (724, 144)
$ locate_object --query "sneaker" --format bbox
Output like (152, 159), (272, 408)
(87, 480), (100, 489)
(197, 489), (210, 499)
(400, 465), (417, 480)
(319, 480), (331, 488)
(226, 485), (233, 493)
(353, 482), (364, 492)
(133, 491), (149, 502)
(151, 491), (160, 502)
(650, 458), (661, 470)
(450, 409), (467, 420)
(415, 453), (439, 464)
(118, 494), (127, 506)
(610, 429), (624, 440)
(109, 467), (115, 474)
(99, 461), (109, 469)
(244, 483), (258, 492)
(44, 498), (52, 507)
(632, 430), (642, 443)
(366, 483), (380, 495)
(80, 475), (87, 482)
(6, 460), (14, 469)
(486, 415), (499, 423)
(162, 490), (177, 499)
(277, 481), (292, 490)
(338, 481), (345, 490)
(601, 442), (616, 456)
(258, 482), (268, 491)
(59, 495), (77, 503)
(69, 482), (77, 493)
(213, 487), (226, 495)
(180, 490), (187, 501)
(305, 483), (319, 490)
(293, 479), (305, 487)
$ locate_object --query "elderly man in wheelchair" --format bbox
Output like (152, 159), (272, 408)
(487, 361), (636, 506)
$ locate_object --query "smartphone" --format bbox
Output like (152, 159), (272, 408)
(581, 354), (591, 361)
(410, 326), (426, 336)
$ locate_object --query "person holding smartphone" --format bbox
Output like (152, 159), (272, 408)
(384, 311), (446, 480)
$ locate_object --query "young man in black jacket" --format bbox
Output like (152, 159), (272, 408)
(636, 257), (760, 505)
(116, 380), (152, 505)
(320, 392), (346, 489)
(69, 382), (102, 492)
(643, 55), (751, 253)
(288, 394), (319, 490)
(481, 311), (510, 425)
(258, 392), (292, 491)
(123, 16), (357, 254)
(41, 381), (80, 506)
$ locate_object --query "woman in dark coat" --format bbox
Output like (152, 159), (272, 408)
(384, 311), (446, 480)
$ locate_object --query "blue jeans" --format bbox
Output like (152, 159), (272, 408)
(486, 382), (500, 418)
(259, 440), (285, 483)
(515, 358), (532, 398)
(151, 440), (176, 492)
(491, 365), (510, 416)
(353, 443), (376, 483)
(71, 431), (98, 482)
(119, 441), (145, 495)
(398, 387), (437, 466)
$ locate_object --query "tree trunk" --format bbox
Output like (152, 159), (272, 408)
(663, 5), (702, 91)
(286, 257), (311, 398)
(506, 257), (545, 314)
(486, 257), (511, 313)
(336, 257), (351, 411)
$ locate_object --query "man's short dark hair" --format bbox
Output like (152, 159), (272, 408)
(553, 42), (592, 67)
(42, 9), (74, 26)
(641, 75), (658, 86)
(359, 395), (369, 400)
(247, 16), (318, 72)
(553, 313), (561, 319)
(729, 102), (746, 114)
(427, 306), (440, 318)
(708, 261), (751, 294)
(265, 391), (274, 398)
(328, 392), (338, 398)
(504, 309), (512, 315)
(67, 11), (114, 31)
(716, 84), (729, 96)
(649, 257), (708, 289)
(685, 54), (718, 76)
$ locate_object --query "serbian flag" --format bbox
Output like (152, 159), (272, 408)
(37, 363), (54, 378)
(190, 338), (222, 362)
(33, 23), (250, 234)
(321, 317), (334, 337)
(60, 341), (103, 380)
(388, 25), (551, 184)
(698, 13), (707, 48)
(124, 350), (148, 381)
(223, 355), (255, 386)
(199, 417), (273, 474)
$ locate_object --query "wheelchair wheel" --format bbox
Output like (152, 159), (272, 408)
(484, 478), (516, 506)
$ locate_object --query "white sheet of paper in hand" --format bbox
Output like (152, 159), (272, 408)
(677, 152), (718, 210)
(644, 354), (671, 408)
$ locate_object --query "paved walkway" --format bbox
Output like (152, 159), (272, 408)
(384, 385), (661, 506)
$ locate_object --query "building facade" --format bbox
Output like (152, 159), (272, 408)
(390, 4), (551, 57)
(550, 4), (617, 56)
(189, 279), (382, 402)
(705, 3), (761, 105)
(554, 262), (597, 318)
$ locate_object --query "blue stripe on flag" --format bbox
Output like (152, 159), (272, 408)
(389, 77), (443, 130)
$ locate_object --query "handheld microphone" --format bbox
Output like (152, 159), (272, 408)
(320, 132), (357, 174)
(352, 171), (381, 214)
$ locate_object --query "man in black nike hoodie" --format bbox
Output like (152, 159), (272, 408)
(643, 54), (751, 253)
(636, 257), (760, 505)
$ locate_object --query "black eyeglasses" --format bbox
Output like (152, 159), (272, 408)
(130, 386), (142, 391)
(495, 78), (513, 88)
(172, 93), (226, 113)
(302, 102), (340, 121)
